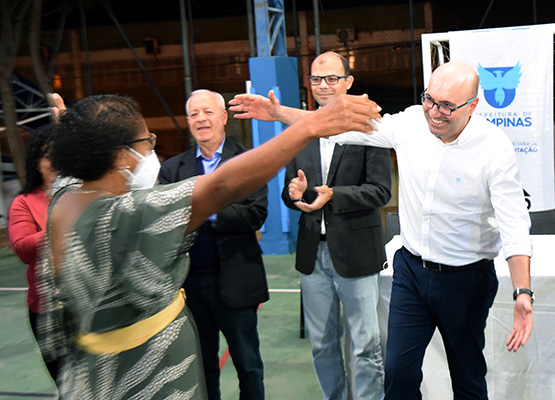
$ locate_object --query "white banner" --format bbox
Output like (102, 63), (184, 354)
(449, 24), (555, 211)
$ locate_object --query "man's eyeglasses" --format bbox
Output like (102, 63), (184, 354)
(309, 75), (349, 86)
(124, 132), (157, 148)
(420, 91), (477, 116)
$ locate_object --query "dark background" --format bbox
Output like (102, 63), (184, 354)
(23, 0), (555, 158)
(42, 0), (555, 31)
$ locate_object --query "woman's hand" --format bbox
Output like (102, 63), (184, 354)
(47, 93), (67, 123)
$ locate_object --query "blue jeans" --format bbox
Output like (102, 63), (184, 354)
(301, 242), (384, 400)
(384, 247), (498, 400)
(184, 274), (264, 400)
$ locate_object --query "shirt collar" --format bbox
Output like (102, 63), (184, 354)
(196, 138), (226, 160)
(450, 115), (476, 146)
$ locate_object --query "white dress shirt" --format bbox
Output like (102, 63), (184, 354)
(331, 105), (531, 265)
(319, 137), (335, 235)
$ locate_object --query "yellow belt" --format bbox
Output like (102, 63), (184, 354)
(76, 289), (186, 355)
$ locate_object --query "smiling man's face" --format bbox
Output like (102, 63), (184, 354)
(310, 52), (353, 106)
(187, 91), (227, 147)
(423, 62), (479, 143)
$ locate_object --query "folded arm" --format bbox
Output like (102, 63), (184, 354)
(8, 197), (44, 265)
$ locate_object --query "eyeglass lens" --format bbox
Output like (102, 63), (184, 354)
(310, 75), (341, 85)
(421, 94), (453, 116)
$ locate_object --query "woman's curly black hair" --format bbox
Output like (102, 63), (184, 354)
(21, 124), (54, 195)
(50, 94), (144, 181)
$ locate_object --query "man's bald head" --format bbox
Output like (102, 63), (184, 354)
(423, 61), (480, 143)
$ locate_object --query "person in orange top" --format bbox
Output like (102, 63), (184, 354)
(8, 123), (58, 380)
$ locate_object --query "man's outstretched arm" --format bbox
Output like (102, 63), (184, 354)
(229, 89), (311, 125)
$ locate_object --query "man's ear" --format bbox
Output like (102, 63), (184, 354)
(346, 75), (354, 90)
(469, 97), (479, 115)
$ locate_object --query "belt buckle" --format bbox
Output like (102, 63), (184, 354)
(423, 260), (441, 272)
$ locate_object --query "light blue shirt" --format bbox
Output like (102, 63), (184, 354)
(196, 138), (225, 221)
(196, 138), (225, 174)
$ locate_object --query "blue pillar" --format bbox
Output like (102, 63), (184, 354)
(250, 56), (300, 254)
(249, 0), (301, 254)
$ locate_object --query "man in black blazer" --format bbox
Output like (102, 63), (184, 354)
(159, 89), (268, 400)
(281, 52), (391, 400)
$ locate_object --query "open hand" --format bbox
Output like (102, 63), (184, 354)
(229, 89), (281, 121)
(309, 94), (382, 138)
(48, 93), (67, 123)
(506, 296), (533, 352)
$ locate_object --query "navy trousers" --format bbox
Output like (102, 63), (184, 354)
(184, 273), (264, 400)
(384, 247), (498, 400)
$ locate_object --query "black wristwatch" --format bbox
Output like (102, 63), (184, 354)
(513, 288), (535, 304)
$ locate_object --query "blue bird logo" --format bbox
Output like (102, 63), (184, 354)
(477, 62), (521, 108)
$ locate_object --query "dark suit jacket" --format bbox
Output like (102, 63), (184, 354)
(159, 138), (269, 309)
(282, 140), (391, 278)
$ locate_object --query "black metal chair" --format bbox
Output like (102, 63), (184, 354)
(384, 212), (400, 244)
(529, 209), (555, 234)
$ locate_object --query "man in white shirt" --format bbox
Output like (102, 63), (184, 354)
(229, 61), (533, 400)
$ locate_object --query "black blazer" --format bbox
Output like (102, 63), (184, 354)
(282, 140), (391, 278)
(159, 138), (269, 308)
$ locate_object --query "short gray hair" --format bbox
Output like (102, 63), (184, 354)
(185, 89), (226, 116)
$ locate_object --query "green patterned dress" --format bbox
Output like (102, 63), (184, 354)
(37, 177), (208, 399)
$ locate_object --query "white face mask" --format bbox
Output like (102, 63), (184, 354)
(120, 148), (161, 190)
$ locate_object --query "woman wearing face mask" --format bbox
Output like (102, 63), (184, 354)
(37, 93), (379, 399)
(38, 95), (204, 399)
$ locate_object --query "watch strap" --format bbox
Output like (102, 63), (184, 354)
(513, 288), (534, 304)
